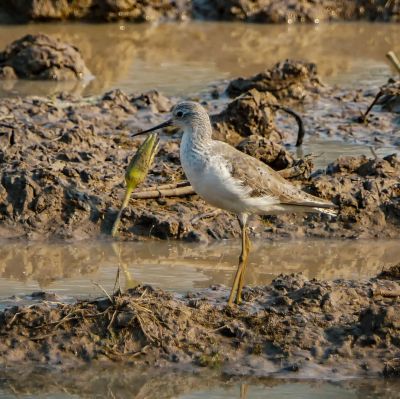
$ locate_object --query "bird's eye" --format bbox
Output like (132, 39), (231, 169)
(176, 111), (183, 118)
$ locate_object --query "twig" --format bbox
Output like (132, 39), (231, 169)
(31, 333), (57, 341)
(141, 181), (191, 192)
(213, 324), (228, 332)
(135, 313), (155, 343)
(0, 122), (15, 129)
(107, 309), (118, 331)
(7, 312), (22, 327)
(369, 146), (379, 160)
(103, 345), (150, 359)
(92, 282), (114, 304)
(113, 266), (121, 296)
(373, 289), (400, 298)
(270, 104), (305, 146)
(387, 51), (400, 73)
(191, 209), (222, 224)
(130, 185), (195, 199)
(359, 91), (383, 122)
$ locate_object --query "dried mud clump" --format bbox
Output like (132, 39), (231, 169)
(377, 264), (400, 281)
(236, 135), (294, 171)
(258, 154), (400, 239)
(0, 267), (400, 377)
(211, 89), (279, 145)
(226, 60), (321, 101)
(0, 34), (91, 81)
(305, 154), (400, 237)
(192, 0), (400, 23)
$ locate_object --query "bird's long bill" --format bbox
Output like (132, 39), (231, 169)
(131, 119), (173, 137)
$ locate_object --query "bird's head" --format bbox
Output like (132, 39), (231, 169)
(132, 101), (210, 137)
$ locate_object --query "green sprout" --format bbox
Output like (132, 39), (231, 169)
(111, 133), (159, 237)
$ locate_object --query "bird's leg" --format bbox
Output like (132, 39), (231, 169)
(227, 214), (248, 306)
(236, 226), (251, 304)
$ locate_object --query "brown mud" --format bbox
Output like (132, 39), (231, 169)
(0, 0), (399, 23)
(0, 34), (91, 82)
(0, 265), (400, 379)
(0, 59), (399, 242)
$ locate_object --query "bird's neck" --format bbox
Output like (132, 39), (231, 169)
(182, 120), (213, 152)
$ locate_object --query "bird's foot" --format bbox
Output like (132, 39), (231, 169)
(234, 293), (242, 305)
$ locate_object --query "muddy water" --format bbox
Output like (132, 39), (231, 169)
(0, 239), (398, 307)
(0, 368), (399, 398)
(0, 22), (399, 97)
(297, 140), (400, 169)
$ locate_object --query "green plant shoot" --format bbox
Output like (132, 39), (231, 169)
(111, 133), (159, 237)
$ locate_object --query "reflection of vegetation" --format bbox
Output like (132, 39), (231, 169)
(111, 242), (141, 291)
(1, 367), (399, 398)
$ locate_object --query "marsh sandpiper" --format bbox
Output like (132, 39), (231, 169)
(133, 101), (336, 305)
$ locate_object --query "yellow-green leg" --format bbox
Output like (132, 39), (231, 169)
(235, 227), (251, 304)
(227, 214), (249, 306)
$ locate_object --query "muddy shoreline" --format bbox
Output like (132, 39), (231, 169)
(0, 265), (399, 378)
(0, 0), (399, 23)
(0, 59), (399, 242)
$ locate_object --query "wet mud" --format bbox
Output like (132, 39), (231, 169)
(1, 0), (399, 23)
(0, 265), (399, 379)
(0, 59), (399, 242)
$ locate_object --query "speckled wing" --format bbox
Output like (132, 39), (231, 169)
(214, 141), (336, 209)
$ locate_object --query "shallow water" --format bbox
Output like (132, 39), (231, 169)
(297, 139), (399, 169)
(0, 367), (399, 399)
(0, 238), (398, 307)
(0, 22), (399, 97)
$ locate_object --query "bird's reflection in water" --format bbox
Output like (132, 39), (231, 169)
(240, 384), (249, 399)
(0, 239), (398, 300)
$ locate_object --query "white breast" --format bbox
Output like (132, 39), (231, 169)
(180, 133), (278, 214)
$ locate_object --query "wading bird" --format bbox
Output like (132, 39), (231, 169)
(133, 102), (336, 305)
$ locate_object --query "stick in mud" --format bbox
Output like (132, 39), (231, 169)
(359, 90), (384, 122)
(270, 104), (306, 146)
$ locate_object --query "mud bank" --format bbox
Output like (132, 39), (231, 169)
(0, 0), (399, 23)
(0, 266), (399, 378)
(0, 59), (399, 241)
